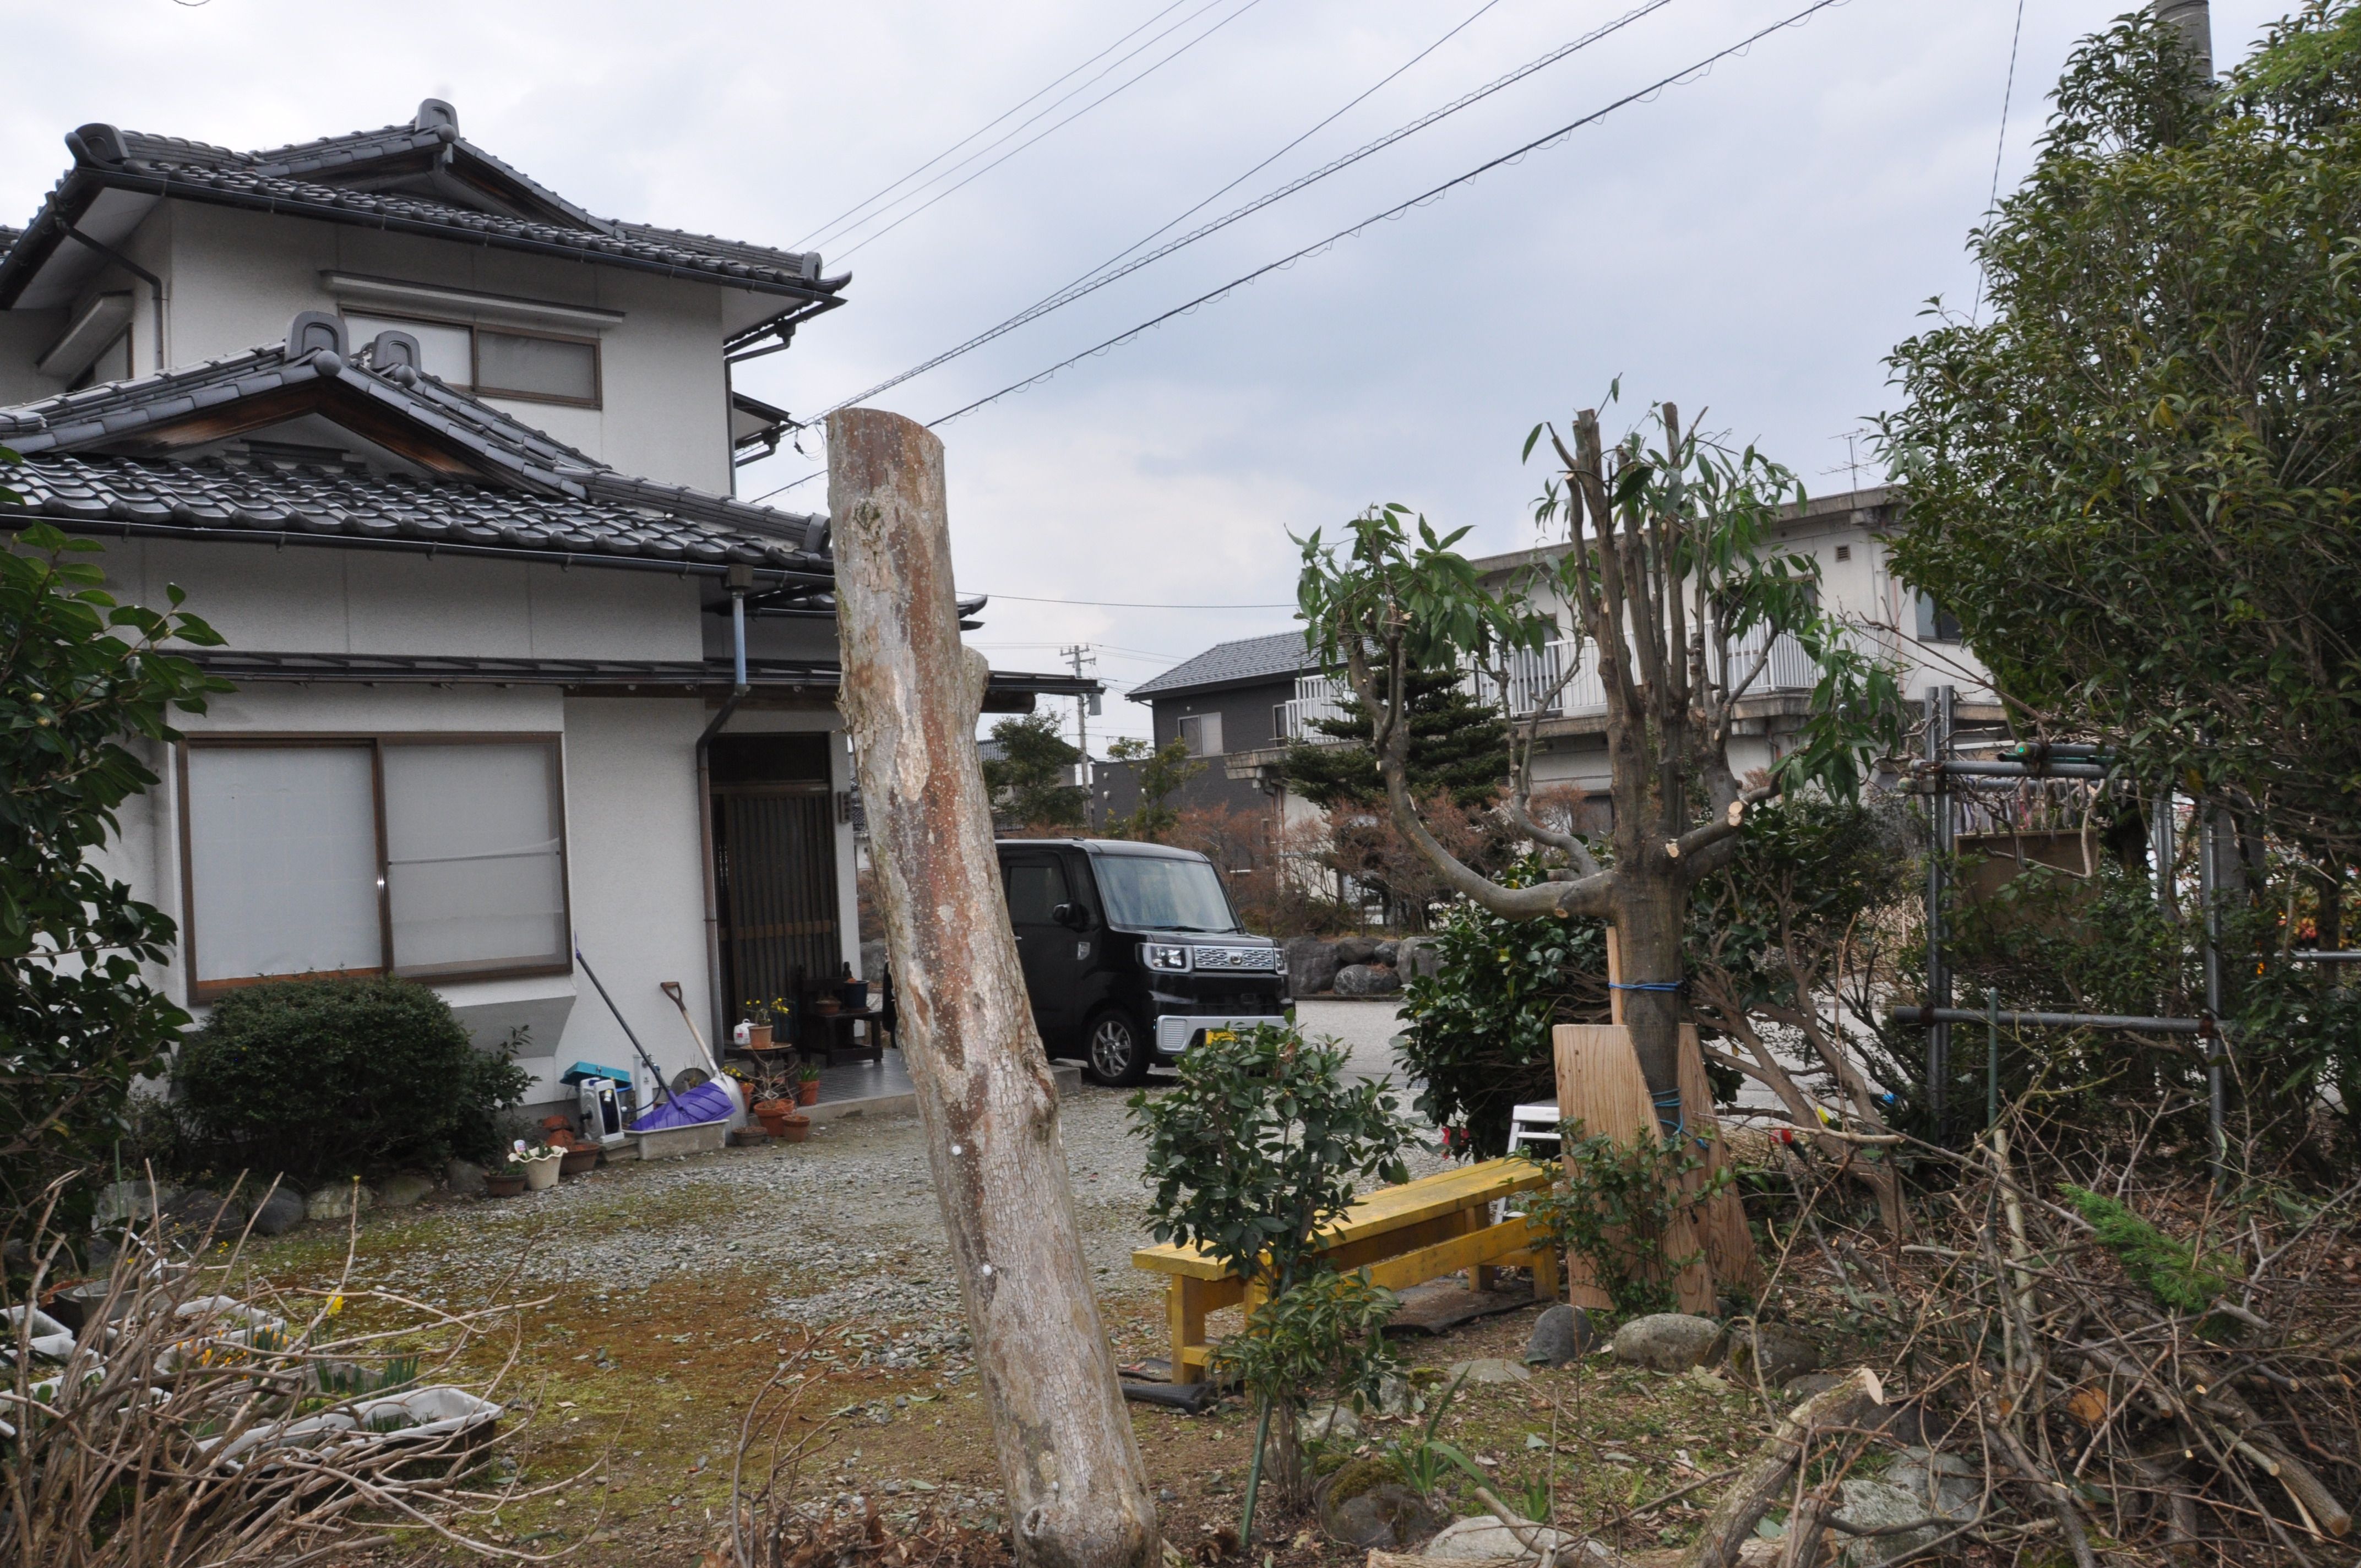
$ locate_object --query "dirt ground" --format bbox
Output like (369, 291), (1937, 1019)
(233, 1080), (1816, 1567)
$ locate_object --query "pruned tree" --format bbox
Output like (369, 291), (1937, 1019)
(1296, 401), (1902, 1121)
(982, 711), (1088, 831)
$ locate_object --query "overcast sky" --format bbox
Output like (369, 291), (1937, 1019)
(4, 1), (2292, 745)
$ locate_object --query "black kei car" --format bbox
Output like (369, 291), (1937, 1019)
(995, 837), (1289, 1085)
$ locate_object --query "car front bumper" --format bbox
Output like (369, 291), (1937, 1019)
(1153, 1013), (1291, 1060)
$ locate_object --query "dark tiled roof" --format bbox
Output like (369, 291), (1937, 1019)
(1128, 630), (1315, 699)
(1, 106), (846, 310)
(0, 325), (829, 577)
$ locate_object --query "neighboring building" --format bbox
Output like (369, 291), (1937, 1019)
(1094, 630), (1325, 831)
(1463, 485), (2000, 805)
(0, 101), (1086, 1115)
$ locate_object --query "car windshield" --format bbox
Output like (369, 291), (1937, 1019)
(1094, 854), (1242, 934)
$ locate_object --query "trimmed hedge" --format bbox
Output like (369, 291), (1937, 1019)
(174, 977), (532, 1180)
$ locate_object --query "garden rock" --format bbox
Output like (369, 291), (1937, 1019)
(1301, 1402), (1361, 1444)
(1372, 1373), (1421, 1417)
(1373, 940), (1399, 966)
(1832, 1479), (1944, 1566)
(1319, 1463), (1439, 1549)
(95, 1179), (176, 1229)
(1331, 937), (1381, 966)
(445, 1159), (487, 1196)
(157, 1188), (251, 1241)
(1424, 1516), (1580, 1561)
(252, 1189), (306, 1236)
(1524, 1303), (1596, 1365)
(1334, 963), (1401, 998)
(1445, 1357), (1531, 1385)
(1886, 1447), (1978, 1523)
(1285, 937), (1341, 998)
(306, 1183), (376, 1223)
(377, 1173), (434, 1211)
(1396, 937), (1442, 981)
(1613, 1313), (1724, 1371)
(1727, 1321), (1819, 1388)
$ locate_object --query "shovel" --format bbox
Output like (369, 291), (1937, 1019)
(660, 981), (726, 1080)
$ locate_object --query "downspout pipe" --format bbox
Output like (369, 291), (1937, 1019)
(62, 224), (165, 372)
(697, 566), (756, 1058)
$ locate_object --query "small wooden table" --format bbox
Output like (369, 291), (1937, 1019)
(1130, 1157), (1560, 1380)
(805, 1005), (884, 1066)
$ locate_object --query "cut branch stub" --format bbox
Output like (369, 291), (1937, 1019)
(829, 406), (1160, 1568)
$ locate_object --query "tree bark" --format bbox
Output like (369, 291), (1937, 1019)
(830, 407), (1160, 1568)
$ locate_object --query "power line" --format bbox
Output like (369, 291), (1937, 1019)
(823, 0), (1267, 261)
(926, 0), (1857, 431)
(1971, 0), (2027, 324)
(790, 0), (1195, 252)
(813, 0), (1672, 418)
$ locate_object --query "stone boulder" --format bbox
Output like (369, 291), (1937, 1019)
(1727, 1320), (1820, 1388)
(445, 1158), (488, 1197)
(377, 1172), (435, 1211)
(1885, 1447), (1978, 1524)
(1524, 1303), (1596, 1366)
(1424, 1516), (1581, 1562)
(95, 1179), (176, 1229)
(251, 1189), (306, 1237)
(1612, 1313), (1725, 1372)
(306, 1182), (376, 1223)
(1373, 940), (1399, 966)
(1445, 1357), (1530, 1386)
(1396, 936), (1443, 981)
(1300, 1402), (1361, 1444)
(1319, 1460), (1440, 1549)
(157, 1188), (252, 1242)
(1284, 936), (1341, 998)
(1833, 1479), (1945, 1566)
(1331, 936), (1381, 966)
(1334, 963), (1401, 998)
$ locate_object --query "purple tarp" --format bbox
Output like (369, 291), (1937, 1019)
(628, 1079), (738, 1133)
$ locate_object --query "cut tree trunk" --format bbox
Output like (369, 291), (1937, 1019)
(830, 407), (1160, 1568)
(1553, 1022), (1713, 1314)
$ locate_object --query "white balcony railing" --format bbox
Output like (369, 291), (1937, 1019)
(1277, 627), (1814, 741)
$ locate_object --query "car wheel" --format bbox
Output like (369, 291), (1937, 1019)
(1084, 1008), (1152, 1087)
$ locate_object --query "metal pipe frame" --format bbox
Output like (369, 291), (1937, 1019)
(1890, 1005), (2206, 1035)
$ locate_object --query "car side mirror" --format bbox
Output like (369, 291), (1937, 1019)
(1052, 902), (1089, 931)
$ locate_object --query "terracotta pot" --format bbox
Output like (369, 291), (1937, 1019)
(777, 1116), (811, 1144)
(747, 1023), (774, 1050)
(519, 1156), (561, 1191)
(796, 1081), (820, 1106)
(559, 1148), (599, 1178)
(754, 1113), (788, 1137)
(485, 1172), (526, 1198)
(730, 1126), (772, 1147)
(750, 1098), (794, 1118)
(814, 997), (841, 1016)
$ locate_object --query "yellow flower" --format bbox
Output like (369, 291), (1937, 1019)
(325, 1293), (345, 1316)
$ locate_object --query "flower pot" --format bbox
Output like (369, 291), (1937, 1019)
(484, 1172), (526, 1198)
(518, 1156), (561, 1191)
(777, 1115), (810, 1144)
(730, 1126), (772, 1147)
(558, 1148), (599, 1178)
(796, 1081), (820, 1107)
(814, 997), (841, 1017)
(747, 1023), (774, 1051)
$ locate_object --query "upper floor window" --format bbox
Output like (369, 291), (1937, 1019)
(1914, 592), (1964, 644)
(66, 331), (132, 393)
(343, 311), (600, 407)
(1178, 712), (1224, 758)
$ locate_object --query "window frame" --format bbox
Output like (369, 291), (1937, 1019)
(334, 309), (603, 409)
(176, 732), (572, 1001)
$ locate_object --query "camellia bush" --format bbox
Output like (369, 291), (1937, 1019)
(174, 977), (532, 1180)
(1396, 859), (1609, 1158)
(0, 509), (224, 1221)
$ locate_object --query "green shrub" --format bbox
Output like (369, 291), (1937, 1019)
(174, 978), (532, 1180)
(1520, 1120), (1726, 1318)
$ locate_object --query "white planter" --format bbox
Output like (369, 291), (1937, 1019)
(516, 1155), (562, 1191)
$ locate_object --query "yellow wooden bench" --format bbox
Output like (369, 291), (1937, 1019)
(1130, 1157), (1561, 1379)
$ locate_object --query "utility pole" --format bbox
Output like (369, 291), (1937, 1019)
(1060, 644), (1097, 791)
(2156, 0), (2212, 80)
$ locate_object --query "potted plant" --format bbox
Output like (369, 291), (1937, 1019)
(795, 1061), (823, 1107)
(484, 1168), (526, 1198)
(558, 1144), (600, 1177)
(775, 1109), (811, 1145)
(749, 1097), (797, 1137)
(508, 1141), (563, 1192)
(741, 995), (790, 1052)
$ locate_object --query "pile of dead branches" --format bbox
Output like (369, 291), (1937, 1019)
(1872, 1115), (2361, 1566)
(1, 1179), (570, 1567)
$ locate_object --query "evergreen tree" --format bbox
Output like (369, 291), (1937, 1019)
(981, 712), (1087, 830)
(1280, 665), (1508, 810)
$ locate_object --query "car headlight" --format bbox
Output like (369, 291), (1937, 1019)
(1141, 942), (1191, 972)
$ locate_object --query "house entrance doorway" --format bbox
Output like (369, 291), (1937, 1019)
(710, 734), (840, 1039)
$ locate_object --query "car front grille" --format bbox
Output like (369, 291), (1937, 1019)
(1191, 945), (1282, 971)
